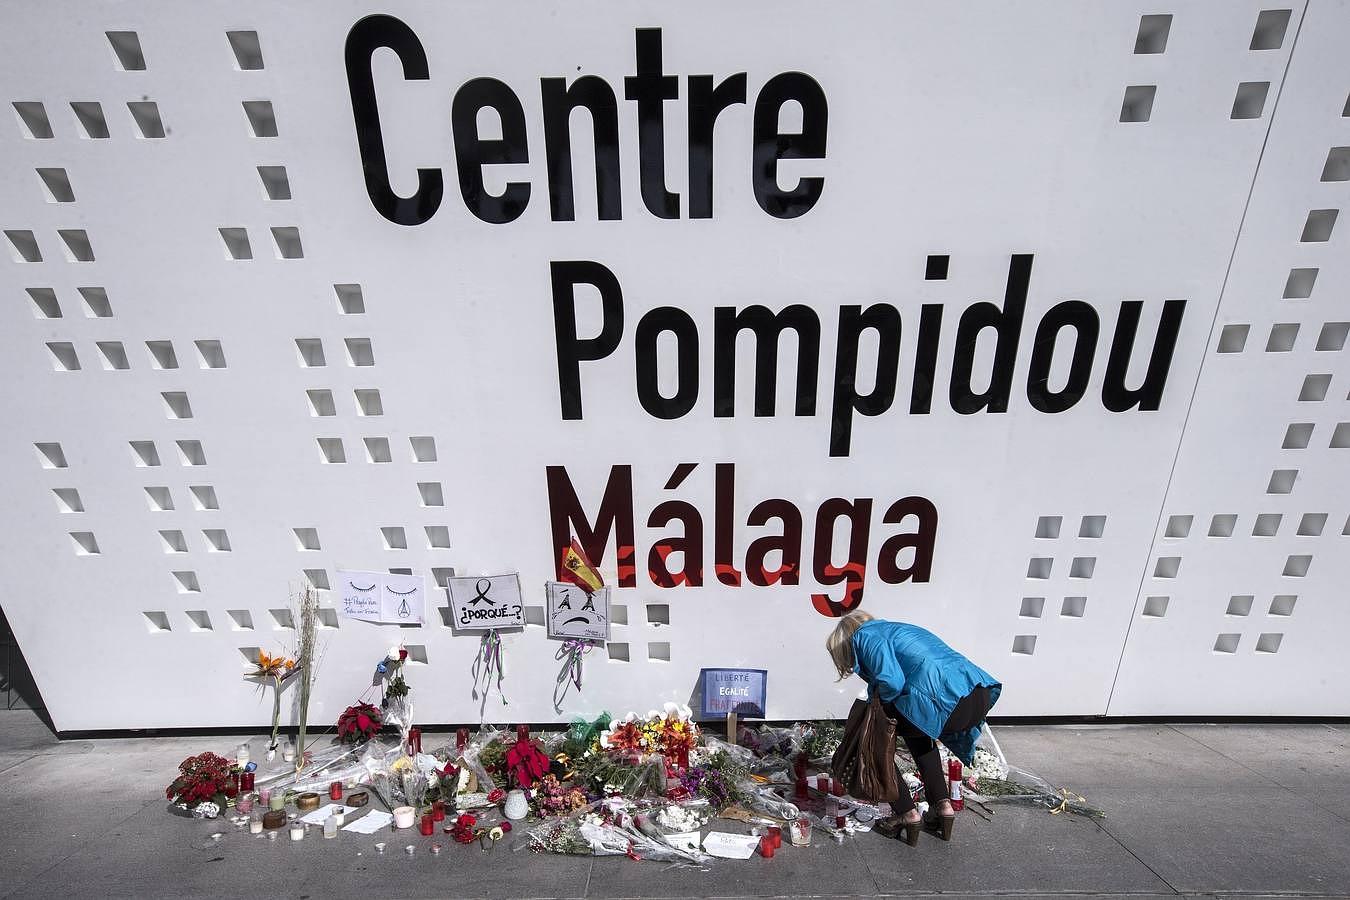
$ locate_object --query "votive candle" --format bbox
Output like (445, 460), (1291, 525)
(329, 781), (343, 801)
(240, 772), (255, 792)
(759, 836), (775, 858)
(289, 822), (304, 841)
(249, 814), (264, 835)
(419, 814), (434, 836)
(432, 800), (445, 822)
(816, 774), (829, 792)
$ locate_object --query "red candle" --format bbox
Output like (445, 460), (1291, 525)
(767, 825), (782, 848)
(836, 815), (846, 828)
(329, 781), (343, 801)
(831, 778), (845, 797)
(759, 835), (775, 858)
(456, 727), (470, 754)
(419, 814), (434, 836)
(794, 778), (809, 800)
(240, 772), (255, 792)
(816, 774), (829, 792)
(432, 800), (445, 822)
(516, 723), (530, 742)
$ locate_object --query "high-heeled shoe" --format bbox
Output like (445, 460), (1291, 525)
(876, 814), (922, 846)
(923, 810), (955, 841)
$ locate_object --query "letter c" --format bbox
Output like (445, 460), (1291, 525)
(344, 14), (444, 225)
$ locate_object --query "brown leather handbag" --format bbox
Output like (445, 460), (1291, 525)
(831, 694), (901, 803)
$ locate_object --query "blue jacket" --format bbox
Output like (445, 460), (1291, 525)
(852, 619), (1001, 765)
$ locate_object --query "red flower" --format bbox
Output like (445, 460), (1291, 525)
(487, 788), (505, 805)
(399, 648), (409, 661)
(501, 821), (512, 833)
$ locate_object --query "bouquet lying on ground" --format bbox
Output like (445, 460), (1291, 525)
(166, 751), (234, 808)
(336, 702), (383, 743)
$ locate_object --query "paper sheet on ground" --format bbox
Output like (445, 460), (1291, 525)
(341, 809), (394, 834)
(300, 803), (357, 825)
(701, 831), (760, 859)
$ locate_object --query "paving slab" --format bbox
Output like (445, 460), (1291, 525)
(856, 802), (1173, 896)
(1091, 783), (1350, 895)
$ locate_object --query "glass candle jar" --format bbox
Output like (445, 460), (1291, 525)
(289, 822), (304, 842)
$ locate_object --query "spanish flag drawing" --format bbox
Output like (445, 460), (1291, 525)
(559, 538), (604, 594)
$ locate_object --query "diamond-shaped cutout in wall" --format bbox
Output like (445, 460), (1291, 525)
(70, 532), (100, 555)
(243, 100), (277, 137)
(1226, 595), (1254, 616)
(35, 442), (67, 468)
(293, 527), (320, 551)
(1253, 514), (1282, 536)
(1061, 596), (1087, 618)
(1208, 514), (1238, 537)
(258, 166), (291, 200)
(26, 288), (60, 318)
(1034, 516), (1061, 538)
(1026, 558), (1052, 579)
(106, 31), (146, 70)
(144, 486), (173, 511)
(418, 482), (445, 507)
(335, 284), (365, 314)
(36, 167), (74, 202)
(1322, 147), (1350, 182)
(1165, 515), (1192, 538)
(1231, 82), (1270, 119)
(1255, 633), (1283, 654)
(1331, 423), (1350, 448)
(1153, 557), (1180, 578)
(607, 642), (630, 662)
(317, 438), (346, 464)
(13, 101), (53, 138)
(172, 571), (201, 593)
(1316, 322), (1349, 351)
(648, 641), (671, 662)
(1069, 557), (1096, 579)
(52, 488), (83, 513)
(1249, 9), (1291, 50)
(1133, 14), (1172, 53)
(5, 229), (41, 262)
(1269, 595), (1297, 616)
(1266, 469), (1297, 494)
(1283, 268), (1317, 299)
(364, 437), (392, 463)
(176, 440), (206, 466)
(1265, 323), (1298, 352)
(1119, 85), (1155, 123)
(47, 342), (79, 371)
(227, 31), (264, 70)
(1298, 374), (1331, 402)
(1213, 633), (1240, 654)
(1296, 513), (1326, 536)
(1299, 209), (1337, 242)
(1019, 597), (1045, 618)
(79, 287), (112, 317)
(1078, 516), (1106, 538)
(1142, 596), (1169, 618)
(1011, 635), (1037, 655)
(71, 101), (109, 138)
(127, 101), (165, 138)
(226, 610), (254, 631)
(1282, 423), (1313, 449)
(1282, 555), (1312, 577)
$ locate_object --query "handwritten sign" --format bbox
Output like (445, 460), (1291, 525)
(698, 668), (768, 719)
(446, 574), (524, 630)
(335, 570), (426, 625)
(546, 582), (610, 641)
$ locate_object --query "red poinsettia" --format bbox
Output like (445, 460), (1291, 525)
(336, 703), (383, 743)
(505, 737), (551, 789)
(487, 787), (505, 805)
(165, 751), (233, 807)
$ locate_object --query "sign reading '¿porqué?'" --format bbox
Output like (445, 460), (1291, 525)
(344, 20), (1190, 618)
(445, 574), (525, 630)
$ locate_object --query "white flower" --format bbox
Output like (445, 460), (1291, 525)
(622, 711), (638, 723)
(645, 709), (661, 722)
(387, 643), (403, 660)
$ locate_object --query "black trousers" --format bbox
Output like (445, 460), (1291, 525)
(885, 685), (991, 814)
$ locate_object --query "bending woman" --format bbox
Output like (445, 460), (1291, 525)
(827, 610), (1001, 845)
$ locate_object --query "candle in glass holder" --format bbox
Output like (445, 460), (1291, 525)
(816, 774), (829, 792)
(237, 793), (254, 815)
(281, 741), (296, 763)
(269, 792), (285, 812)
(831, 778), (845, 797)
(419, 814), (434, 836)
(289, 822), (304, 841)
(240, 772), (255, 792)
(759, 835), (775, 858)
(323, 816), (338, 839)
(329, 781), (343, 801)
(432, 800), (445, 822)
(767, 825), (782, 848)
(257, 786), (270, 806)
(794, 778), (809, 800)
(236, 742), (250, 766)
(332, 809), (345, 827)
(249, 812), (264, 834)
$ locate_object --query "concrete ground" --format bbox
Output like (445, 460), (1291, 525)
(0, 710), (1346, 899)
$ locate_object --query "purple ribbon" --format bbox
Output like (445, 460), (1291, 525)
(552, 639), (591, 714)
(470, 629), (506, 718)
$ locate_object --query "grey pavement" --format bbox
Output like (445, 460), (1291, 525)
(0, 709), (1346, 899)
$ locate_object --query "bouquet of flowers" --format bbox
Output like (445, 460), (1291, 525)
(336, 702), (383, 743)
(530, 774), (588, 817)
(597, 704), (698, 759)
(165, 751), (234, 808)
(505, 736), (551, 789)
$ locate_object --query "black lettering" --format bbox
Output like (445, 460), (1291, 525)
(752, 72), (828, 218)
(624, 28), (680, 219)
(1102, 299), (1186, 411)
(546, 464), (636, 588)
(541, 76), (621, 221)
(688, 73), (747, 219)
(343, 15), (443, 225)
(713, 305), (820, 417)
(1027, 300), (1099, 413)
(451, 77), (531, 223)
(950, 254), (1033, 414)
(551, 260), (625, 419)
(829, 304), (901, 457)
(636, 307), (699, 419)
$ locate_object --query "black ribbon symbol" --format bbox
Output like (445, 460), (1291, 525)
(470, 578), (494, 606)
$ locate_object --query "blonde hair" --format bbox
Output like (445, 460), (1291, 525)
(826, 610), (874, 679)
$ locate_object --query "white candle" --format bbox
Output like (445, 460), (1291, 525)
(323, 816), (338, 839)
(249, 816), (263, 835)
(289, 823), (304, 841)
(332, 810), (345, 827)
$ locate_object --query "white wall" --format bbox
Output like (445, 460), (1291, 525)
(1, 1), (1347, 731)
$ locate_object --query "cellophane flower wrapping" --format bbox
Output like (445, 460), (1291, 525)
(522, 799), (711, 865)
